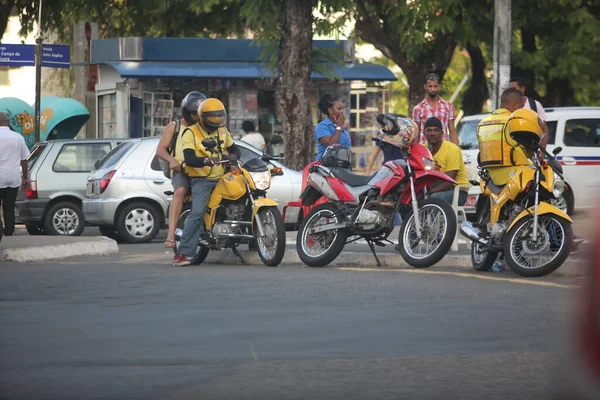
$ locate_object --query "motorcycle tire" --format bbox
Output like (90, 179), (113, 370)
(174, 209), (210, 265)
(296, 203), (348, 268)
(504, 215), (573, 277)
(254, 206), (286, 267)
(397, 198), (457, 268)
(470, 196), (497, 272)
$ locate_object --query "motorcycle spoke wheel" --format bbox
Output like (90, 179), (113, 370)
(403, 204), (448, 260)
(509, 216), (566, 270)
(301, 210), (338, 258)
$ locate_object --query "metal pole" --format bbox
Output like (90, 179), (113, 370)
(492, 0), (511, 110)
(34, 0), (43, 144)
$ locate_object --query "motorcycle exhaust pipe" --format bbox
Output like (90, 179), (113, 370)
(460, 221), (488, 245)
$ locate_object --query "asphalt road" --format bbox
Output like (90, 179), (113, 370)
(0, 255), (580, 400)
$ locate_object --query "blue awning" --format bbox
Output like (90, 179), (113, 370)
(107, 61), (396, 81)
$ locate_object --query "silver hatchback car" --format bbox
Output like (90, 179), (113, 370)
(83, 137), (302, 243)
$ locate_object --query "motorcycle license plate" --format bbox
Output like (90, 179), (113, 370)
(465, 194), (478, 207)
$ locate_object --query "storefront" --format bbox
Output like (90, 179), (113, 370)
(91, 37), (395, 171)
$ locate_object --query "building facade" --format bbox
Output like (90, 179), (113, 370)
(91, 37), (396, 170)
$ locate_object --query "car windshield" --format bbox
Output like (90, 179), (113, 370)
(95, 141), (135, 170)
(27, 143), (47, 169)
(457, 119), (481, 150)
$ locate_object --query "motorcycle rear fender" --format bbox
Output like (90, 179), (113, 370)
(507, 202), (573, 231)
(399, 170), (457, 204)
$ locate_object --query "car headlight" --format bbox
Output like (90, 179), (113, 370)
(423, 157), (435, 171)
(249, 171), (271, 190)
(552, 173), (565, 198)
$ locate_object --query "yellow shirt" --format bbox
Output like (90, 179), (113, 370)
(181, 125), (234, 180)
(431, 141), (469, 190)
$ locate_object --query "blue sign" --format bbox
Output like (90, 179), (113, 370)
(41, 45), (70, 68)
(0, 44), (35, 67)
(0, 44), (70, 68)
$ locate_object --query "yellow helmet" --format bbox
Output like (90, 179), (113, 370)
(197, 98), (227, 132)
(506, 108), (543, 148)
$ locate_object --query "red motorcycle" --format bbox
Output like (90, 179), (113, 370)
(294, 114), (457, 268)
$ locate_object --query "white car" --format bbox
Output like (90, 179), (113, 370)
(457, 106), (600, 217)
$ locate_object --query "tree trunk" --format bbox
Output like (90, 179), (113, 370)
(0, 0), (16, 41)
(511, 28), (541, 100)
(544, 78), (574, 107)
(278, 0), (315, 170)
(462, 44), (490, 115)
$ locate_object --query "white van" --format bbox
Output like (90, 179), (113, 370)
(457, 107), (600, 218)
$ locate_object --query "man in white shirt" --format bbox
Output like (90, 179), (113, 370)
(240, 120), (266, 150)
(0, 112), (30, 236)
(509, 77), (550, 148)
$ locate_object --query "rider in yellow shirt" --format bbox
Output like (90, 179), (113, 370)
(423, 117), (469, 205)
(173, 98), (241, 267)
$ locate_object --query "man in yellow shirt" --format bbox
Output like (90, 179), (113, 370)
(173, 98), (241, 266)
(423, 117), (469, 205)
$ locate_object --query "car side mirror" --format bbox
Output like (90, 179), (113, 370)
(552, 147), (562, 156)
(94, 160), (101, 169)
(202, 138), (218, 150)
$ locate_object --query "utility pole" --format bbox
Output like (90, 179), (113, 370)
(492, 0), (511, 110)
(34, 0), (43, 144)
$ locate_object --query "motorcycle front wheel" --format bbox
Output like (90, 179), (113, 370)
(296, 203), (348, 268)
(254, 206), (286, 267)
(504, 214), (573, 277)
(398, 198), (457, 268)
(470, 196), (497, 271)
(174, 209), (210, 265)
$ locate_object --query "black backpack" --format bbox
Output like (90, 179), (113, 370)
(527, 97), (538, 113)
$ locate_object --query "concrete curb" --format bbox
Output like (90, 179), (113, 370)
(205, 250), (585, 277)
(0, 237), (119, 262)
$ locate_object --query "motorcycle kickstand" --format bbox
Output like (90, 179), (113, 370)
(367, 240), (382, 267)
(232, 246), (248, 265)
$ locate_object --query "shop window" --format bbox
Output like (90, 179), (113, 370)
(98, 93), (117, 138)
(564, 119), (600, 147)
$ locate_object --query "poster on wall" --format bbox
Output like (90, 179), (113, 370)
(229, 92), (243, 111)
(153, 99), (174, 119)
(244, 92), (258, 111)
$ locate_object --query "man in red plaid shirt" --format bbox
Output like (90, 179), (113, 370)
(412, 73), (459, 146)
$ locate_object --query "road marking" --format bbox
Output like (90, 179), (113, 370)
(336, 267), (579, 289)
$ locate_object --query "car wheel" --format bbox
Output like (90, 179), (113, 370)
(44, 201), (85, 236)
(116, 202), (160, 244)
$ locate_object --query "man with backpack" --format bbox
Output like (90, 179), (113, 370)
(156, 91), (207, 248)
(509, 77), (550, 148)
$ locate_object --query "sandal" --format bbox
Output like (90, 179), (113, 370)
(164, 239), (176, 248)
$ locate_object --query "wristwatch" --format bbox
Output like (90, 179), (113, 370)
(335, 126), (342, 132)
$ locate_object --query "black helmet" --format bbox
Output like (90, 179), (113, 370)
(181, 91), (207, 125)
(321, 144), (352, 169)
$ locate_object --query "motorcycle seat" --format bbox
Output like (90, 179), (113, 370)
(330, 167), (375, 187)
(486, 180), (505, 195)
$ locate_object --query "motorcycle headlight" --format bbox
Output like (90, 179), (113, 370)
(423, 157), (435, 171)
(552, 173), (565, 198)
(249, 171), (271, 190)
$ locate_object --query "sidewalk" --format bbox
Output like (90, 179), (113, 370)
(0, 235), (118, 262)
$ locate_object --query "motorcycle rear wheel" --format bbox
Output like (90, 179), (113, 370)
(398, 198), (457, 268)
(297, 203), (348, 268)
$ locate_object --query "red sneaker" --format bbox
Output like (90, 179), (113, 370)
(173, 254), (191, 267)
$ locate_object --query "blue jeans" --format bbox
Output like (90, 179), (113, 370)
(429, 189), (467, 206)
(178, 178), (219, 258)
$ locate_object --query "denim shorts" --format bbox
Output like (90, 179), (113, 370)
(171, 171), (190, 192)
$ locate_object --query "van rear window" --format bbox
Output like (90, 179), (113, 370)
(95, 141), (135, 170)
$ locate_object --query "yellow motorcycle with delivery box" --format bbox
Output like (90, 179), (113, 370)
(173, 101), (286, 267)
(460, 109), (573, 277)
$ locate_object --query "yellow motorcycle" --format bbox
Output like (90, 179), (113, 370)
(174, 137), (286, 267)
(460, 146), (573, 277)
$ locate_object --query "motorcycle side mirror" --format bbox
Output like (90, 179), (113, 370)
(202, 138), (218, 150)
(270, 135), (283, 145)
(552, 147), (563, 156)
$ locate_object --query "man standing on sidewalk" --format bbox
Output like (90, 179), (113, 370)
(412, 72), (459, 146)
(0, 112), (30, 236)
(509, 77), (550, 148)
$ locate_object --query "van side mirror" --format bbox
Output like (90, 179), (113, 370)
(94, 160), (101, 169)
(552, 147), (562, 156)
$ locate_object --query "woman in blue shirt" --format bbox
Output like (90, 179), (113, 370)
(315, 94), (352, 160)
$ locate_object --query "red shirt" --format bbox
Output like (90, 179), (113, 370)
(412, 97), (456, 144)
